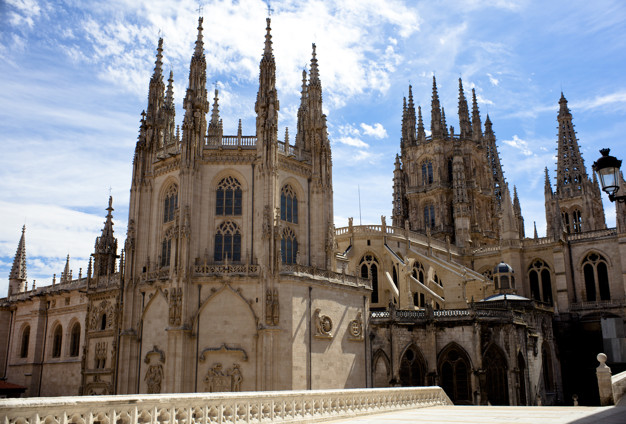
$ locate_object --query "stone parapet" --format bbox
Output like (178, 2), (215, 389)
(0, 387), (451, 424)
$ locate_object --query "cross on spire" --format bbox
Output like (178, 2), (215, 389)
(266, 1), (274, 16)
(197, 2), (203, 15)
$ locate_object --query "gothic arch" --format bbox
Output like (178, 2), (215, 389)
(358, 252), (380, 304)
(399, 343), (427, 387)
(579, 251), (612, 301)
(66, 317), (82, 356)
(50, 321), (63, 358)
(278, 177), (305, 203)
(527, 259), (553, 305)
(193, 283), (259, 329)
(210, 169), (249, 192)
(483, 343), (509, 405)
(19, 323), (30, 359)
(578, 249), (613, 269)
(372, 349), (391, 388)
(437, 342), (473, 405)
(140, 288), (169, 322)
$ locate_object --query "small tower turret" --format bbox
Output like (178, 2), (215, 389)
(8, 225), (27, 296)
(93, 196), (118, 277)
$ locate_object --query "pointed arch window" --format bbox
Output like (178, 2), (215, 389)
(280, 184), (298, 224)
(70, 323), (81, 357)
(439, 345), (472, 404)
(572, 209), (582, 233)
(412, 261), (425, 284)
(422, 161), (433, 185)
(20, 326), (30, 358)
(360, 254), (379, 304)
(483, 345), (509, 405)
(160, 237), (172, 268)
(424, 205), (435, 229)
(214, 221), (241, 262)
(528, 260), (553, 305)
(163, 184), (178, 223)
(52, 325), (62, 358)
(281, 227), (298, 264)
(583, 252), (610, 301)
(216, 176), (242, 216)
(399, 345), (426, 387)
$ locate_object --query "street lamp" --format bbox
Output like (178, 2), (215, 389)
(592, 148), (625, 202)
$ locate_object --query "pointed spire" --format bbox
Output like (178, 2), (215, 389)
(471, 88), (482, 141)
(417, 105), (426, 144)
(513, 186), (521, 214)
(284, 127), (290, 145)
(154, 38), (164, 78)
(210, 88), (220, 126)
(442, 107), (449, 138)
(194, 17), (205, 57)
(458, 78), (471, 139)
(62, 254), (71, 283)
(165, 70), (174, 107)
(9, 225), (27, 284)
(544, 167), (553, 196)
(263, 17), (273, 58)
(534, 221), (538, 239)
(431, 76), (443, 139)
(237, 119), (242, 137)
(405, 85), (416, 146)
(484, 114), (505, 207)
(310, 43), (320, 85)
(93, 196), (118, 277)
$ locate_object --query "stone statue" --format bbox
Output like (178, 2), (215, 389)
(145, 364), (163, 394)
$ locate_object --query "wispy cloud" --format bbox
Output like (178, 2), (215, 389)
(360, 123), (388, 139)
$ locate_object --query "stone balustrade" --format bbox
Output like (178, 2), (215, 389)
(0, 387), (451, 424)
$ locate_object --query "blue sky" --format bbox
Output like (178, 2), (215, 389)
(2, 0), (626, 294)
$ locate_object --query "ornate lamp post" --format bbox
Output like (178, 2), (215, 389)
(592, 148), (626, 202)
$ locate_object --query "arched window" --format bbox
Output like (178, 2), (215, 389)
(101, 314), (107, 331)
(280, 184), (298, 224)
(483, 344), (509, 405)
(447, 158), (453, 183)
(412, 261), (425, 284)
(52, 325), (62, 358)
(542, 342), (555, 392)
(528, 260), (553, 305)
(216, 176), (242, 216)
(572, 209), (582, 233)
(422, 160), (433, 185)
(20, 326), (30, 358)
(214, 221), (242, 262)
(583, 253), (610, 301)
(439, 344), (472, 404)
(424, 205), (435, 229)
(360, 254), (379, 304)
(561, 211), (570, 233)
(163, 184), (178, 223)
(281, 227), (298, 264)
(399, 345), (426, 387)
(160, 237), (172, 268)
(392, 266), (399, 287)
(434, 273), (443, 287)
(70, 323), (81, 357)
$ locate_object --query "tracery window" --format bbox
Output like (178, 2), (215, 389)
(160, 238), (172, 268)
(399, 345), (426, 387)
(163, 184), (178, 223)
(280, 184), (298, 224)
(52, 325), (62, 358)
(528, 260), (553, 305)
(216, 176), (242, 216)
(583, 252), (610, 301)
(281, 227), (298, 264)
(412, 261), (425, 283)
(483, 344), (509, 405)
(561, 211), (570, 233)
(424, 205), (435, 229)
(439, 344), (472, 404)
(214, 221), (241, 262)
(422, 161), (433, 185)
(360, 254), (379, 304)
(20, 326), (30, 358)
(572, 209), (582, 233)
(70, 323), (81, 357)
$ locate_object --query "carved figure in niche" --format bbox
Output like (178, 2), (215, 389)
(313, 308), (333, 338)
(145, 364), (164, 394)
(265, 289), (280, 326)
(348, 312), (363, 340)
(169, 288), (182, 326)
(262, 206), (272, 239)
(204, 363), (243, 392)
(94, 342), (107, 369)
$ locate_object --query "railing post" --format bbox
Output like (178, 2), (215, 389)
(596, 352), (615, 406)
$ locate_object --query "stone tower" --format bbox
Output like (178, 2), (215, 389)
(391, 77), (518, 247)
(545, 93), (606, 237)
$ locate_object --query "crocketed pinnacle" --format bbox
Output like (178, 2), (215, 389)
(431, 76), (443, 138)
(62, 254), (70, 282)
(210, 88), (220, 125)
(194, 17), (205, 57)
(442, 107), (449, 138)
(300, 69), (308, 104)
(417, 105), (426, 143)
(263, 17), (273, 59)
(544, 167), (553, 195)
(165, 70), (174, 107)
(310, 43), (320, 85)
(153, 38), (163, 79)
(458, 78), (471, 139)
(471, 88), (482, 140)
(9, 225), (27, 281)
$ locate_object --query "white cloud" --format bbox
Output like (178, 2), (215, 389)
(573, 91), (626, 111)
(337, 136), (369, 148)
(502, 135), (533, 156)
(486, 72), (499, 86)
(360, 123), (388, 139)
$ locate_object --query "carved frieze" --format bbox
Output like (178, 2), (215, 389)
(204, 363), (243, 392)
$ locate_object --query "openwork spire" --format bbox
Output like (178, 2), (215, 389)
(484, 114), (505, 207)
(9, 225), (27, 282)
(263, 17), (273, 58)
(310, 43), (320, 86)
(555, 92), (588, 198)
(154, 38), (164, 79)
(194, 17), (205, 57)
(405, 85), (416, 146)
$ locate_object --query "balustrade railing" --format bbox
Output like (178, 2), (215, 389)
(194, 264), (260, 276)
(280, 264), (371, 289)
(0, 387), (452, 424)
(570, 299), (624, 311)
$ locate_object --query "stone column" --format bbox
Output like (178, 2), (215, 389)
(596, 353), (614, 406)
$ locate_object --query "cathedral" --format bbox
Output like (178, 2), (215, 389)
(1, 16), (625, 407)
